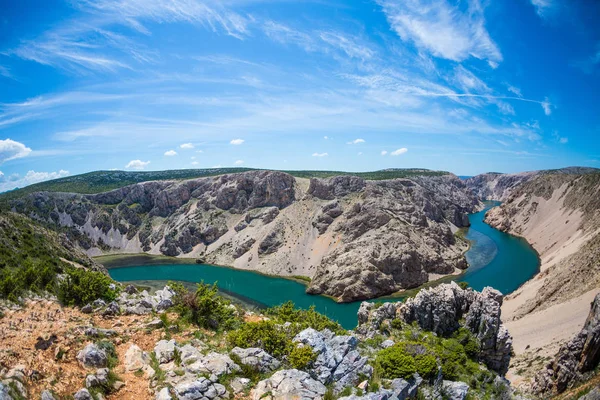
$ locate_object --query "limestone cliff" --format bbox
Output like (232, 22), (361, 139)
(11, 170), (480, 302)
(465, 171), (539, 201)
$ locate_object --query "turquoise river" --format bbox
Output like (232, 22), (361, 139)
(107, 201), (540, 329)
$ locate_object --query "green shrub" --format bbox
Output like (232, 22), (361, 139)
(170, 281), (237, 331)
(267, 301), (345, 334)
(288, 345), (317, 370)
(376, 346), (417, 379)
(56, 268), (117, 306)
(390, 319), (403, 330)
(227, 320), (290, 358)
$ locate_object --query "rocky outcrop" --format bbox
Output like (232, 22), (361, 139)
(173, 378), (229, 400)
(230, 347), (281, 373)
(293, 328), (373, 393)
(465, 171), (539, 201)
(533, 293), (600, 394)
(13, 170), (481, 302)
(338, 375), (421, 400)
(253, 369), (327, 400)
(77, 344), (108, 368)
(358, 282), (513, 376)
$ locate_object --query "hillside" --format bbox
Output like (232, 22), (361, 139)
(0, 168), (450, 202)
(9, 170), (479, 302)
(481, 173), (600, 367)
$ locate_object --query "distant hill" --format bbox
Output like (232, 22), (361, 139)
(0, 167), (450, 201)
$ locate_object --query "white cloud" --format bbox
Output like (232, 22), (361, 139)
(0, 139), (32, 163)
(530, 0), (556, 19)
(0, 169), (69, 193)
(377, 0), (502, 63)
(230, 138), (245, 145)
(541, 97), (552, 115)
(312, 152), (328, 157)
(191, 161), (199, 166)
(381, 150), (388, 156)
(196, 149), (204, 153)
(164, 150), (178, 156)
(125, 159), (150, 170)
(507, 85), (523, 97)
(347, 138), (365, 145)
(391, 147), (408, 156)
(453, 65), (489, 93)
(180, 143), (194, 149)
(318, 31), (375, 61)
(234, 159), (244, 165)
(324, 136), (329, 140)
(553, 131), (568, 144)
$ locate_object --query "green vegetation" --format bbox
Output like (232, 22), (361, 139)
(0, 211), (116, 305)
(376, 342), (438, 380)
(288, 345), (317, 370)
(228, 320), (290, 358)
(267, 301), (345, 335)
(0, 167), (450, 202)
(170, 281), (238, 331)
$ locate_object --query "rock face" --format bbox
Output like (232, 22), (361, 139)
(173, 378), (229, 400)
(293, 328), (373, 392)
(13, 170), (480, 302)
(465, 171), (539, 201)
(360, 282), (512, 375)
(230, 347), (281, 373)
(338, 376), (421, 400)
(253, 369), (327, 400)
(77, 344), (108, 368)
(533, 293), (600, 394)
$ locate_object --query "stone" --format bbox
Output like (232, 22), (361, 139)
(173, 378), (229, 400)
(230, 347), (281, 372)
(113, 381), (125, 391)
(441, 381), (469, 400)
(231, 377), (251, 394)
(84, 327), (117, 338)
(124, 284), (138, 294)
(253, 369), (327, 400)
(85, 368), (109, 389)
(92, 299), (106, 308)
(146, 319), (164, 329)
(155, 340), (177, 364)
(102, 301), (120, 317)
(77, 344), (108, 368)
(125, 344), (150, 371)
(156, 387), (172, 400)
(0, 383), (12, 400)
(380, 340), (395, 349)
(74, 389), (93, 400)
(5, 365), (26, 382)
(41, 390), (58, 400)
(293, 328), (372, 393)
(81, 304), (93, 314)
(186, 352), (240, 377)
(156, 299), (174, 311)
(580, 387), (600, 400)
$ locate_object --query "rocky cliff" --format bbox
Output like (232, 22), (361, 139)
(11, 170), (480, 302)
(465, 171), (539, 201)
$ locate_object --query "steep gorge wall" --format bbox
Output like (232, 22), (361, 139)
(12, 170), (480, 302)
(483, 173), (600, 354)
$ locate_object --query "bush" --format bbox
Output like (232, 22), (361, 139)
(170, 281), (237, 331)
(288, 345), (317, 370)
(267, 301), (344, 334)
(376, 346), (417, 379)
(227, 320), (290, 358)
(56, 268), (117, 306)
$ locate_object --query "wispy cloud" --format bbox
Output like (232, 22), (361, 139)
(164, 150), (178, 156)
(347, 138), (365, 144)
(390, 147), (408, 156)
(530, 0), (558, 19)
(0, 169), (69, 193)
(381, 150), (388, 156)
(234, 159), (244, 165)
(571, 44), (600, 74)
(180, 143), (194, 149)
(230, 138), (244, 145)
(541, 97), (552, 115)
(377, 0), (502, 63)
(318, 31), (375, 61)
(312, 152), (328, 157)
(125, 159), (150, 170)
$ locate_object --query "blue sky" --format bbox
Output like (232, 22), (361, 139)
(0, 0), (599, 190)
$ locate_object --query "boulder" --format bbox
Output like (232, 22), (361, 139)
(41, 390), (58, 400)
(186, 352), (240, 377)
(125, 344), (150, 371)
(81, 304), (93, 314)
(293, 328), (372, 392)
(77, 344), (108, 368)
(253, 369), (327, 400)
(0, 382), (13, 400)
(102, 301), (120, 317)
(231, 377), (251, 394)
(173, 378), (229, 400)
(156, 387), (173, 400)
(154, 340), (177, 364)
(124, 284), (138, 294)
(74, 389), (93, 400)
(85, 368), (109, 389)
(230, 347), (281, 372)
(580, 387), (600, 400)
(441, 381), (469, 400)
